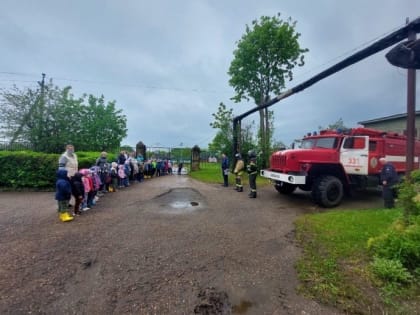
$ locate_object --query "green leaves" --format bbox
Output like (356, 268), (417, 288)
(0, 81), (127, 153)
(228, 13), (308, 167)
(228, 13), (308, 104)
(209, 102), (256, 158)
(209, 102), (234, 157)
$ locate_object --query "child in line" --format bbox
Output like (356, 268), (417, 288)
(109, 162), (118, 192)
(70, 172), (84, 216)
(137, 162), (144, 182)
(124, 160), (131, 185)
(89, 166), (101, 204)
(118, 164), (128, 188)
(79, 169), (93, 211)
(55, 169), (73, 222)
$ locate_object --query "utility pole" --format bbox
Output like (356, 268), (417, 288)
(35, 73), (46, 151)
(10, 73), (47, 145)
(38, 73), (46, 91)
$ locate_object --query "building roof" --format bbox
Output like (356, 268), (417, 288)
(358, 111), (420, 125)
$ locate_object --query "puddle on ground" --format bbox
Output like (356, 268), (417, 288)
(232, 300), (253, 314)
(152, 188), (206, 214)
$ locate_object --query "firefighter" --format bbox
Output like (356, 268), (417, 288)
(247, 150), (258, 198)
(233, 153), (244, 192)
(379, 157), (399, 208)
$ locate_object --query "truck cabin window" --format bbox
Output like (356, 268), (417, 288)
(369, 141), (377, 151)
(301, 137), (338, 149)
(343, 137), (366, 149)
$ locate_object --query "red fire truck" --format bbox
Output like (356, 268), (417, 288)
(260, 127), (420, 207)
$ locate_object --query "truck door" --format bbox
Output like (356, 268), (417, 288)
(340, 136), (369, 175)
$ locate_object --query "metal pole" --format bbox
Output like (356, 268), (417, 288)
(406, 20), (417, 177)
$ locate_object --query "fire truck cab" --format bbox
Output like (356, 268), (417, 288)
(260, 127), (420, 207)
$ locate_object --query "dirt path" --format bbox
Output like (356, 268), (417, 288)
(0, 175), (382, 314)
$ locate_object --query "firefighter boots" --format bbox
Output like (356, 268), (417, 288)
(249, 191), (257, 198)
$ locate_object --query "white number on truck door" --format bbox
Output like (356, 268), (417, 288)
(340, 136), (369, 175)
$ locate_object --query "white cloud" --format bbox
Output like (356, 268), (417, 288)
(0, 0), (419, 149)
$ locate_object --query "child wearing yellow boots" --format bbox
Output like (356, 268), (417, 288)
(55, 169), (74, 222)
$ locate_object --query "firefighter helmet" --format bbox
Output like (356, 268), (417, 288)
(248, 150), (256, 159)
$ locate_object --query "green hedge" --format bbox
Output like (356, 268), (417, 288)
(0, 151), (117, 190)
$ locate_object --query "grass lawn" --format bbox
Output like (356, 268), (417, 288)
(296, 208), (419, 314)
(189, 162), (269, 187)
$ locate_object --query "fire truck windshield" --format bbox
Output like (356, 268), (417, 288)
(301, 137), (338, 149)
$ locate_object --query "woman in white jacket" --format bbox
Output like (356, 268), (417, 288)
(58, 144), (78, 178)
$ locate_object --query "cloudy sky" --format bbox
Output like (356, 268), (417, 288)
(1, 0), (419, 150)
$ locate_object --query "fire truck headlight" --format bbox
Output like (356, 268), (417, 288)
(288, 176), (294, 183)
(301, 163), (310, 171)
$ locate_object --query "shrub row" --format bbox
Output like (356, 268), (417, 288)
(0, 151), (116, 190)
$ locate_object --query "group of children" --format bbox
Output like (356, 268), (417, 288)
(55, 154), (177, 222)
(54, 165), (108, 222)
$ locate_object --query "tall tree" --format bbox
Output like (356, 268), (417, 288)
(209, 102), (257, 160)
(209, 102), (234, 157)
(228, 13), (308, 167)
(0, 81), (127, 153)
(78, 95), (126, 152)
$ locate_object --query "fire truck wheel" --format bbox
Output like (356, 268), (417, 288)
(275, 182), (297, 194)
(312, 175), (343, 208)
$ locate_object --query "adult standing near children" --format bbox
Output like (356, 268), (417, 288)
(58, 144), (78, 207)
(246, 150), (258, 198)
(221, 153), (229, 187)
(379, 157), (399, 208)
(117, 150), (127, 165)
(58, 144), (78, 178)
(233, 153), (244, 192)
(178, 161), (183, 175)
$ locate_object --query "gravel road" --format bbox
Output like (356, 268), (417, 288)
(0, 174), (382, 314)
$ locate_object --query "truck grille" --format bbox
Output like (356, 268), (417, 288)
(272, 155), (286, 167)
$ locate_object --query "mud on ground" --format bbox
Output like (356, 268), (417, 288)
(0, 175), (382, 314)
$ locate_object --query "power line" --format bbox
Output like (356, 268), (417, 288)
(0, 79), (38, 83)
(0, 22), (409, 95)
(51, 76), (230, 94)
(0, 71), (231, 94)
(0, 71), (39, 77)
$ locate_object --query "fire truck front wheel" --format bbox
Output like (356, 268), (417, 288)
(312, 175), (344, 208)
(275, 182), (297, 194)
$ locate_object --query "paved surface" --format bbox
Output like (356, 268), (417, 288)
(0, 175), (382, 314)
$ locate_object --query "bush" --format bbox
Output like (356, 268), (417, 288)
(371, 257), (413, 284)
(398, 169), (420, 217)
(367, 218), (420, 273)
(0, 151), (59, 189)
(0, 150), (117, 190)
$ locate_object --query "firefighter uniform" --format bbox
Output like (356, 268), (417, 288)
(247, 151), (258, 198)
(233, 153), (244, 192)
(380, 158), (399, 208)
